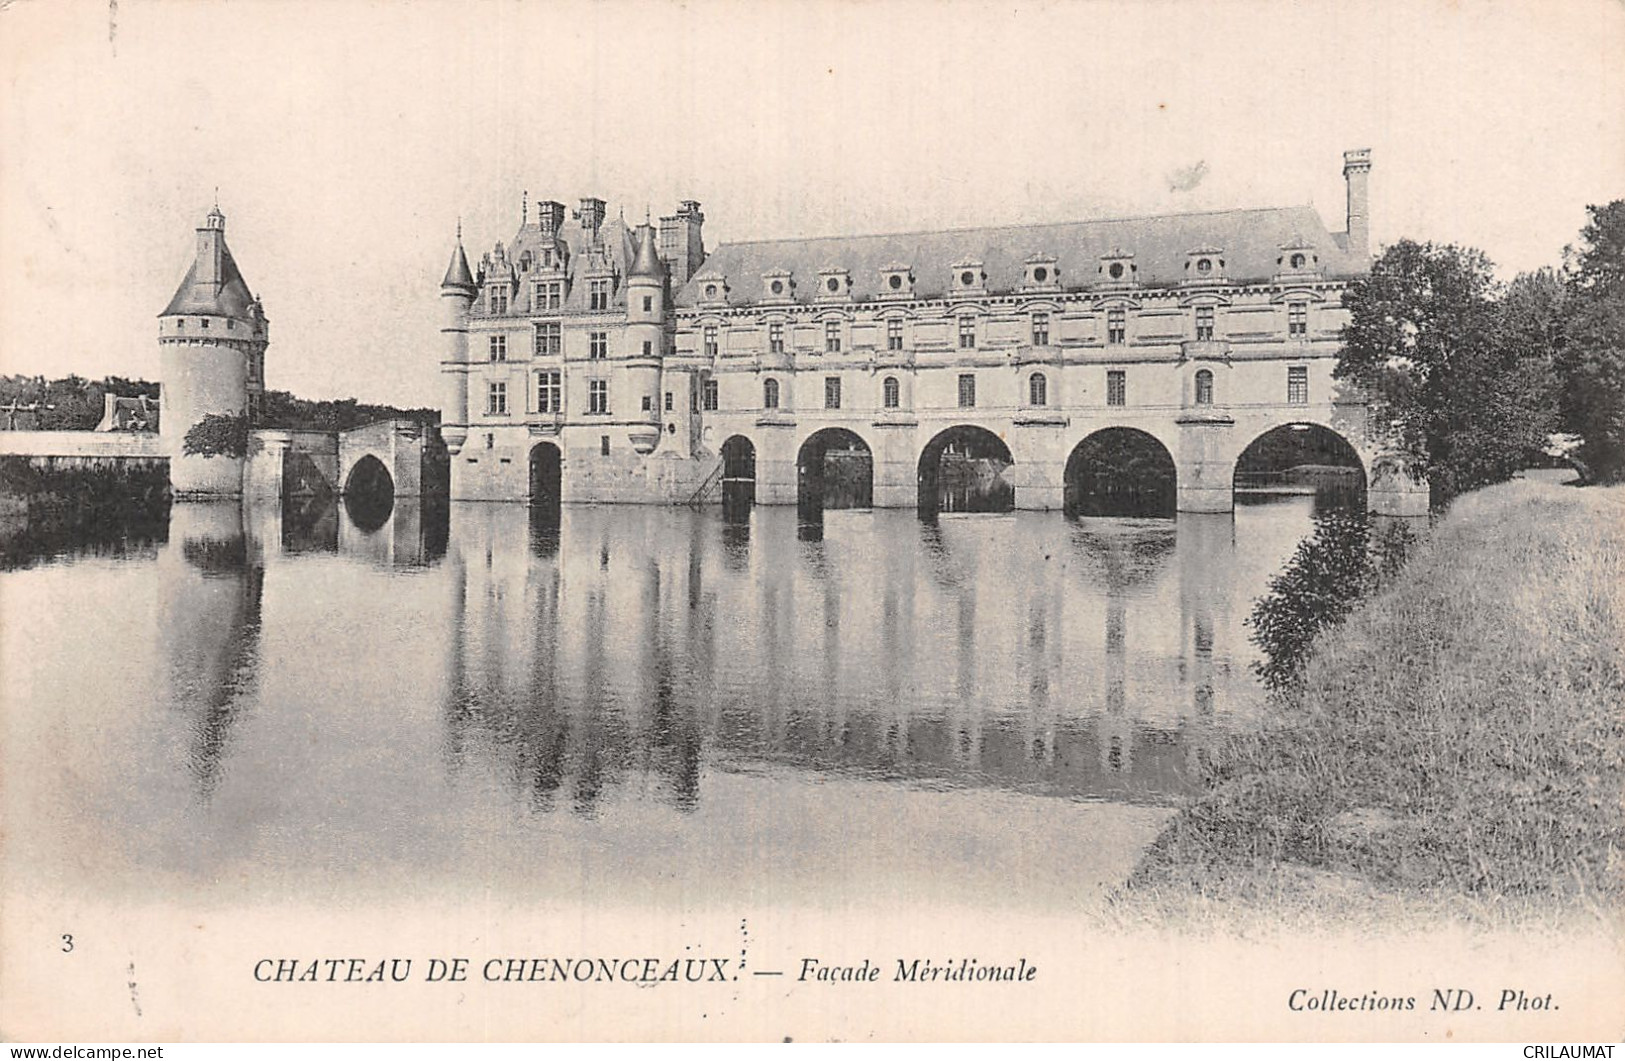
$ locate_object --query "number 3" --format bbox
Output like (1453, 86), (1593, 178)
(61, 934), (73, 953)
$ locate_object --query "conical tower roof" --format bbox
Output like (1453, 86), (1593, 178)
(442, 239), (476, 290)
(161, 239), (258, 318)
(630, 222), (664, 280)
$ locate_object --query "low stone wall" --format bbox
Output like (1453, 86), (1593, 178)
(0, 431), (165, 459)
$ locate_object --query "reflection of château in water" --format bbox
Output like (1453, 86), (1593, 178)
(436, 504), (1248, 815)
(10, 485), (1324, 824)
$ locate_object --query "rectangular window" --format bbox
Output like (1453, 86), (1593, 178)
(702, 378), (719, 412)
(642, 340), (653, 358)
(1288, 366), (1309, 404)
(825, 321), (842, 353)
(958, 374), (976, 408)
(664, 391), (673, 412)
(1107, 370), (1126, 407)
(534, 281), (562, 312)
(769, 322), (785, 354)
(1196, 305), (1215, 342)
(601, 434), (611, 456)
(200, 319), (210, 329)
(1289, 302), (1308, 337)
(642, 395), (653, 412)
(589, 331), (608, 359)
(642, 295), (652, 312)
(489, 286), (508, 314)
(487, 381), (508, 415)
(1031, 312), (1050, 346)
(489, 335), (507, 362)
(703, 326), (718, 358)
(589, 379), (608, 414)
(533, 322), (560, 357)
(887, 318), (904, 351)
(958, 317), (976, 348)
(824, 376), (842, 410)
(537, 370), (562, 413)
(1107, 309), (1126, 345)
(588, 279), (610, 312)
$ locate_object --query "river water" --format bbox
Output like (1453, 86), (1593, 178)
(1, 494), (1328, 912)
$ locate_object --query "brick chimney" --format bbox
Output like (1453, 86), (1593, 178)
(1343, 148), (1372, 259)
(658, 200), (705, 287)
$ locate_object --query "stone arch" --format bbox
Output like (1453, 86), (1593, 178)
(341, 454), (394, 531)
(917, 424), (1015, 517)
(528, 441), (562, 507)
(720, 434), (757, 512)
(1232, 421), (1366, 508)
(797, 427), (872, 517)
(1065, 427), (1177, 518)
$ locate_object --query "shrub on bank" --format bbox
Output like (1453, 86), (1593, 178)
(1129, 479), (1625, 912)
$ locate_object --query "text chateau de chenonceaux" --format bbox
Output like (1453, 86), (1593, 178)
(7, 148), (1433, 519)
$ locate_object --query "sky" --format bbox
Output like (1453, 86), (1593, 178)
(1, 0), (1622, 408)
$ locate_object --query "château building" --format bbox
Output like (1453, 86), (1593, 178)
(439, 150), (1429, 516)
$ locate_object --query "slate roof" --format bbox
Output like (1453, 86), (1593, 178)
(161, 242), (259, 319)
(480, 213), (643, 314)
(442, 241), (475, 289)
(674, 205), (1362, 309)
(630, 222), (663, 279)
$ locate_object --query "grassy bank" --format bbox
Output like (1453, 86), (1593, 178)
(1118, 477), (1624, 928)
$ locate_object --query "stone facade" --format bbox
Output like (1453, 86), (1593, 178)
(441, 151), (1426, 515)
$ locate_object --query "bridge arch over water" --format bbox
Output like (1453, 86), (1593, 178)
(917, 424), (1015, 517)
(796, 427), (873, 517)
(341, 454), (395, 530)
(1233, 421), (1366, 508)
(1065, 427), (1178, 518)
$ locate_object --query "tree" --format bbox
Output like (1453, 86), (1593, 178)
(1335, 240), (1557, 504)
(1556, 201), (1625, 482)
(182, 412), (250, 459)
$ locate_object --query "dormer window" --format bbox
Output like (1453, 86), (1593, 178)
(879, 263), (914, 299)
(814, 267), (852, 301)
(951, 260), (986, 295)
(695, 271), (729, 307)
(1183, 247), (1228, 284)
(534, 280), (563, 312)
(1099, 250), (1138, 288)
(488, 285), (509, 314)
(1024, 255), (1060, 291)
(762, 270), (794, 303)
(588, 278), (611, 311)
(1275, 240), (1322, 281)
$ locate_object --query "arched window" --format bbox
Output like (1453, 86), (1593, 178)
(882, 376), (901, 409)
(763, 378), (780, 409)
(1029, 372), (1048, 407)
(1195, 369), (1214, 405)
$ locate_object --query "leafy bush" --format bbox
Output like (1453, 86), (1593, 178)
(182, 412), (250, 458)
(1248, 511), (1415, 692)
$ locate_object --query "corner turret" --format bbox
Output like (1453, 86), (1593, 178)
(439, 226), (476, 454)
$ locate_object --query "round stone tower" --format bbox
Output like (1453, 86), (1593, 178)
(158, 206), (268, 497)
(438, 229), (477, 455)
(625, 220), (666, 452)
